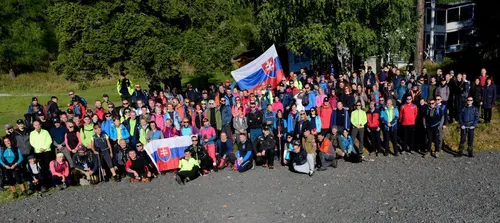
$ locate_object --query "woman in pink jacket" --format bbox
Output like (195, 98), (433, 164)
(272, 96), (284, 113)
(316, 87), (327, 108)
(50, 153), (71, 189)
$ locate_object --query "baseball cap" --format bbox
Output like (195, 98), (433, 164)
(5, 124), (13, 130)
(16, 119), (24, 124)
(262, 125), (270, 131)
(293, 140), (301, 146)
(37, 110), (44, 116)
(53, 118), (61, 123)
(323, 97), (329, 102)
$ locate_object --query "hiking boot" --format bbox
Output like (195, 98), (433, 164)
(62, 183), (67, 189)
(55, 185), (62, 190)
(468, 151), (474, 158)
(141, 177), (150, 183)
(468, 147), (474, 158)
(22, 191), (29, 197)
(269, 166), (274, 169)
(175, 175), (183, 185)
(12, 193), (18, 199)
(114, 175), (121, 182)
(317, 167), (327, 171)
(456, 151), (463, 157)
(332, 159), (338, 168)
(308, 171), (314, 177)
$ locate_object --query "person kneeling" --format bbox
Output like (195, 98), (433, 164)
(125, 150), (151, 182)
(73, 145), (99, 185)
(175, 149), (200, 185)
(50, 153), (71, 190)
(253, 126), (276, 169)
(227, 133), (253, 173)
(284, 141), (315, 176)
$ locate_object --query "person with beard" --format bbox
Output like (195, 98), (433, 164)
(187, 135), (212, 175)
(72, 145), (99, 185)
(423, 99), (443, 158)
(227, 133), (253, 172)
(125, 149), (152, 182)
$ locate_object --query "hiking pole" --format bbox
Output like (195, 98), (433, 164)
(97, 153), (103, 182)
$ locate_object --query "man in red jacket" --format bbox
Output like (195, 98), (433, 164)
(318, 98), (333, 135)
(399, 95), (418, 153)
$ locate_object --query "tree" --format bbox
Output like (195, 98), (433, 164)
(414, 0), (425, 73)
(0, 0), (54, 75)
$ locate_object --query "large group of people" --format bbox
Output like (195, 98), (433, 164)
(0, 67), (496, 197)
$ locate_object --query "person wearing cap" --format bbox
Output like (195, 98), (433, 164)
(284, 140), (314, 176)
(246, 100), (263, 143)
(319, 97), (333, 134)
(91, 124), (120, 182)
(253, 125), (276, 169)
(13, 119), (33, 161)
(27, 97), (43, 115)
(69, 97), (87, 119)
(36, 110), (52, 131)
(50, 117), (67, 155)
(44, 96), (59, 120)
(25, 155), (45, 195)
(0, 137), (28, 197)
(199, 117), (217, 171)
(50, 153), (71, 190)
(73, 145), (99, 185)
(4, 124), (16, 145)
(351, 101), (367, 154)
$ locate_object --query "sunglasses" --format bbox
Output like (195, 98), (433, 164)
(221, 100), (226, 102)
(305, 87), (310, 89)
(406, 98), (412, 101)
(192, 139), (198, 142)
(300, 113), (306, 115)
(136, 145), (143, 147)
(123, 103), (129, 105)
(430, 103), (435, 105)
(108, 106), (113, 108)
(467, 99), (473, 101)
(356, 104), (361, 107)
(68, 126), (74, 128)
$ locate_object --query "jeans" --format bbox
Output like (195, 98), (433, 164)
(351, 127), (365, 153)
(293, 154), (315, 174)
(459, 128), (475, 148)
(401, 125), (415, 152)
(319, 152), (335, 167)
(426, 127), (440, 153)
(249, 128), (261, 143)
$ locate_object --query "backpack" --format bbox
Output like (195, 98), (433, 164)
(79, 97), (88, 108)
(302, 93), (310, 106)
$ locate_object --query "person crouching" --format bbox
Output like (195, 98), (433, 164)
(72, 145), (99, 185)
(125, 149), (151, 182)
(284, 140), (315, 176)
(175, 149), (200, 185)
(50, 153), (71, 190)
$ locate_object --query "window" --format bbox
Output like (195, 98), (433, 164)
(446, 31), (459, 46)
(425, 34), (430, 47)
(447, 8), (459, 23)
(460, 5), (473, 22)
(435, 35), (445, 49)
(426, 8), (432, 24)
(436, 10), (446, 25)
(459, 29), (472, 44)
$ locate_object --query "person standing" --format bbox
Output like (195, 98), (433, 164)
(117, 74), (134, 100)
(29, 120), (53, 183)
(380, 99), (400, 156)
(457, 96), (479, 157)
(423, 99), (443, 158)
(246, 101), (263, 143)
(350, 101), (367, 154)
(199, 118), (217, 171)
(482, 77), (496, 124)
(366, 102), (382, 155)
(13, 119), (33, 161)
(399, 95), (418, 153)
(0, 137), (28, 198)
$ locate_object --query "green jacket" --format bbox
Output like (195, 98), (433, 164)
(206, 107), (222, 130)
(30, 129), (53, 153)
(116, 79), (134, 96)
(350, 109), (368, 127)
(80, 124), (95, 147)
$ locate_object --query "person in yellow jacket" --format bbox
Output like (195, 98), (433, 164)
(175, 149), (200, 185)
(29, 120), (53, 179)
(117, 74), (134, 100)
(350, 102), (367, 154)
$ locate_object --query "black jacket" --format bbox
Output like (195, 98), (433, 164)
(188, 144), (208, 161)
(253, 134), (276, 154)
(246, 110), (263, 129)
(290, 149), (307, 166)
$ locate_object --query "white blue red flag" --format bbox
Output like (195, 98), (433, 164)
(144, 136), (192, 172)
(231, 44), (285, 90)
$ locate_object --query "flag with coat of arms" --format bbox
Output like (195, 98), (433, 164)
(144, 136), (192, 172)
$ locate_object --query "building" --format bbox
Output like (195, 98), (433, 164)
(424, 0), (475, 62)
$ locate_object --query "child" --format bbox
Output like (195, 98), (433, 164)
(175, 149), (200, 185)
(25, 155), (46, 195)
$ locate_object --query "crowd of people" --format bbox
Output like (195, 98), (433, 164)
(0, 67), (496, 197)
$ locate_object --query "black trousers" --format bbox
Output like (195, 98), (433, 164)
(401, 125), (415, 152)
(36, 151), (53, 186)
(383, 128), (399, 154)
(177, 166), (200, 181)
(255, 149), (275, 166)
(459, 128), (475, 148)
(426, 127), (440, 153)
(368, 128), (381, 153)
(3, 168), (22, 186)
(484, 108), (492, 123)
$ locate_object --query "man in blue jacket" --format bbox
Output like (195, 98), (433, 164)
(219, 98), (232, 138)
(457, 96), (479, 157)
(423, 99), (443, 158)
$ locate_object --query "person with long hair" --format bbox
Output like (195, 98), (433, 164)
(0, 137), (28, 197)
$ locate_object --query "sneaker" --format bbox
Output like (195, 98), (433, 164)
(175, 175), (183, 185)
(56, 185), (62, 190)
(185, 177), (190, 183)
(332, 159), (338, 168)
(62, 183), (67, 189)
(317, 167), (327, 171)
(202, 169), (209, 176)
(308, 171), (314, 177)
(268, 166), (274, 169)
(22, 191), (29, 197)
(114, 175), (121, 182)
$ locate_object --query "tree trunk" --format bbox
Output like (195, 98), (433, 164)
(415, 0), (425, 73)
(9, 69), (15, 79)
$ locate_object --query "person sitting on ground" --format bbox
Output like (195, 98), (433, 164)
(187, 135), (212, 175)
(316, 133), (338, 171)
(253, 125), (276, 169)
(125, 149), (151, 182)
(50, 153), (71, 190)
(0, 137), (28, 198)
(113, 139), (132, 178)
(284, 140), (315, 176)
(72, 145), (99, 185)
(25, 155), (46, 195)
(216, 132), (233, 170)
(228, 133), (253, 172)
(135, 142), (158, 177)
(175, 149), (200, 185)
(340, 129), (356, 157)
(91, 125), (120, 182)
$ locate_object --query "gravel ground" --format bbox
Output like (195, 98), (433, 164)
(1, 151), (500, 223)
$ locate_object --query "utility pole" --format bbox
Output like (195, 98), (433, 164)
(429, 0), (436, 62)
(415, 0), (425, 72)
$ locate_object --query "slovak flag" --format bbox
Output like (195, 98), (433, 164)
(231, 44), (285, 90)
(145, 136), (192, 172)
